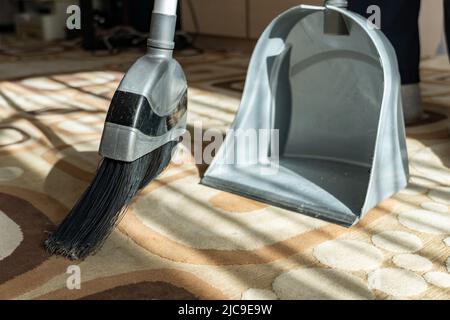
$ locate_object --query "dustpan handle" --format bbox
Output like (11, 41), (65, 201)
(324, 0), (348, 8)
(148, 0), (179, 54)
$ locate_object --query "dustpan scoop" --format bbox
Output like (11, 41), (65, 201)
(202, 1), (408, 226)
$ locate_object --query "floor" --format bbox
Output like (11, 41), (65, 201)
(0, 38), (450, 299)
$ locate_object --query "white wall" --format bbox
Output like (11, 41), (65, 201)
(420, 0), (446, 58)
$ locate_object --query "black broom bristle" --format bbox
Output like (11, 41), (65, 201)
(45, 140), (178, 260)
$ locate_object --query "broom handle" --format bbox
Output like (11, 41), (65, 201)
(153, 0), (178, 16)
(148, 0), (179, 56)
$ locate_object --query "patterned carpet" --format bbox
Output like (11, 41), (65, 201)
(1, 41), (450, 300)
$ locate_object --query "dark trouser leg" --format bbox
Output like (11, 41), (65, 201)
(348, 0), (421, 85)
(348, 0), (423, 124)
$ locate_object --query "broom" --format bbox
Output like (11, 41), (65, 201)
(45, 0), (187, 260)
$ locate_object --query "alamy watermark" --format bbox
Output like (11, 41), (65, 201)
(171, 122), (280, 176)
(64, 4), (381, 31)
(366, 5), (381, 30)
(66, 265), (81, 290)
(66, 5), (81, 30)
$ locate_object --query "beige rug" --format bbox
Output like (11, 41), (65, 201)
(0, 44), (450, 299)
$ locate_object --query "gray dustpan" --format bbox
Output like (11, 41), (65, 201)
(201, 1), (409, 226)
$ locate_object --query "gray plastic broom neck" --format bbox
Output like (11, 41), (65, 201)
(147, 0), (179, 57)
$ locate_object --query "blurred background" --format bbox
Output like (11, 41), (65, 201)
(0, 0), (447, 57)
